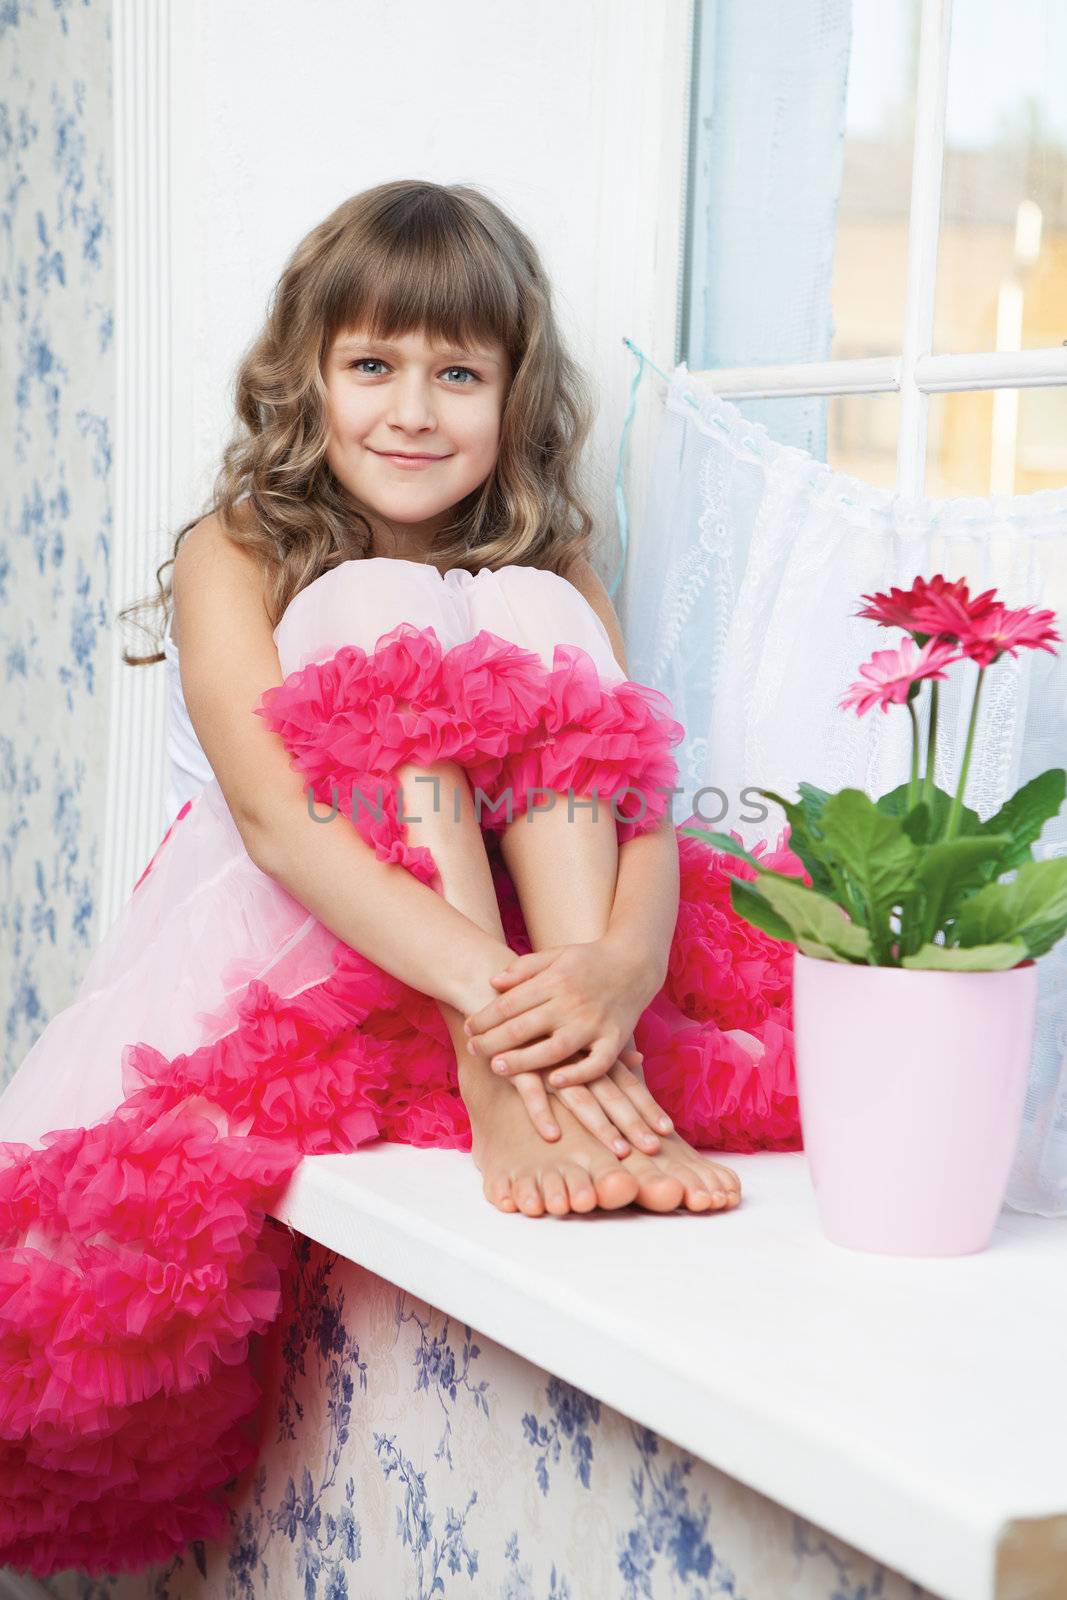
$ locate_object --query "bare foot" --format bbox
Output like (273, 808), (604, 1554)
(618, 1131), (742, 1214)
(458, 1053), (742, 1218)
(460, 1054), (639, 1216)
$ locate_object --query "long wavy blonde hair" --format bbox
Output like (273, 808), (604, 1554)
(118, 179), (599, 665)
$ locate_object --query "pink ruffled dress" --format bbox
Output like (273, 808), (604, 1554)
(0, 555), (802, 1577)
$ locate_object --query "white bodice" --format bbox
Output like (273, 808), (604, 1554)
(162, 614), (215, 827)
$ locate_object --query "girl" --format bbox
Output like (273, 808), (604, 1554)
(0, 180), (800, 1577)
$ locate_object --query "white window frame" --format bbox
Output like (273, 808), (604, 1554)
(681, 0), (1067, 497)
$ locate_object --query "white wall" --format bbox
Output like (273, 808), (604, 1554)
(102, 0), (693, 930)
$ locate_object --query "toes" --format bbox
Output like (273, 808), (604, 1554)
(692, 1156), (741, 1208)
(484, 1173), (518, 1213)
(483, 1171), (518, 1216)
(560, 1162), (598, 1214)
(595, 1166), (640, 1209)
(583, 1148), (639, 1209)
(710, 1160), (742, 1202)
(622, 1154), (685, 1212)
(655, 1157), (733, 1212)
(512, 1171), (545, 1217)
(540, 1167), (571, 1218)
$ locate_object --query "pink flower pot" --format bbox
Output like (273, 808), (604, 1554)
(791, 950), (1039, 1257)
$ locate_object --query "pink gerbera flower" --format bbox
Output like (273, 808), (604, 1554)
(840, 637), (961, 717)
(951, 601), (1061, 667)
(856, 574), (995, 634)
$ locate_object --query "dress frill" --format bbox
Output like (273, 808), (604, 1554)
(0, 620), (803, 1577)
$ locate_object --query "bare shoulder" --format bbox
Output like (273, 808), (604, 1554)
(561, 554), (630, 677)
(168, 503), (297, 846)
(171, 503), (270, 648)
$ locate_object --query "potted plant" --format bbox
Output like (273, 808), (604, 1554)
(686, 575), (1066, 1257)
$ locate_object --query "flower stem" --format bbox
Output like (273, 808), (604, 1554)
(921, 678), (939, 811)
(906, 699), (920, 812)
(944, 666), (985, 842)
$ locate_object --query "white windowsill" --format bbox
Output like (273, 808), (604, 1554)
(274, 1145), (1067, 1600)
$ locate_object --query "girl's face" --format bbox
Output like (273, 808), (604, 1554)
(323, 324), (511, 556)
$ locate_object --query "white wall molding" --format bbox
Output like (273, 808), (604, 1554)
(98, 0), (173, 939)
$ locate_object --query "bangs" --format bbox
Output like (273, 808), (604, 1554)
(323, 190), (522, 362)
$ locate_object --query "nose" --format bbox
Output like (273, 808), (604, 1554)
(386, 370), (437, 435)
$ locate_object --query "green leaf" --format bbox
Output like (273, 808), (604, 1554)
(728, 877), (795, 944)
(752, 786), (836, 898)
(819, 790), (919, 957)
(912, 833), (1014, 944)
(876, 782), (982, 840)
(980, 769), (1067, 874)
(901, 941), (1029, 971)
(954, 854), (1067, 959)
(794, 938), (856, 963)
(900, 802), (933, 846)
(753, 872), (871, 962)
(677, 827), (772, 876)
(796, 781), (834, 814)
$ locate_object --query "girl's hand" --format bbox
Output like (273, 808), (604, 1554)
(462, 938), (656, 1090)
(506, 1034), (674, 1157)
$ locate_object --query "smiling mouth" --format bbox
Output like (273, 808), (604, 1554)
(370, 449), (451, 461)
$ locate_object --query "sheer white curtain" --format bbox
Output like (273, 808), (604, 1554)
(622, 367), (1067, 1218)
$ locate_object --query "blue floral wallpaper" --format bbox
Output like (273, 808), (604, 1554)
(0, 0), (114, 1084)
(42, 1229), (941, 1600)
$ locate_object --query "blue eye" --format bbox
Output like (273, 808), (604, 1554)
(349, 358), (479, 385)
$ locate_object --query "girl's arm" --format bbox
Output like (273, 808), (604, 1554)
(172, 515), (507, 1019)
(605, 803), (679, 998)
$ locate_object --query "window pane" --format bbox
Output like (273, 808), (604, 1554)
(933, 0), (1067, 353)
(830, 0), (919, 362)
(924, 387), (1067, 495)
(740, 392), (901, 488)
(681, 0), (917, 379)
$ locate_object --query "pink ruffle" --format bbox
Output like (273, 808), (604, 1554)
(0, 626), (805, 1578)
(254, 622), (688, 874)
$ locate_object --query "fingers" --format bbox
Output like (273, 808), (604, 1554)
(606, 1062), (674, 1137)
(554, 1084), (633, 1158)
(584, 1075), (664, 1154)
(480, 1018), (603, 1079)
(464, 997), (560, 1067)
(510, 1070), (561, 1142)
(544, 1038), (621, 1088)
(485, 948), (560, 990)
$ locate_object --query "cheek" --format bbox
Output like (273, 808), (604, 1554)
(457, 398), (503, 458)
(325, 379), (372, 441)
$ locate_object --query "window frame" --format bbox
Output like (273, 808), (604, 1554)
(680, 0), (1067, 496)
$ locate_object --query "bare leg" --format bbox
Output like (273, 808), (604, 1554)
(397, 759), (640, 1217)
(497, 792), (742, 1214)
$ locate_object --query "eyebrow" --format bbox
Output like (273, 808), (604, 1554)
(334, 337), (501, 367)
